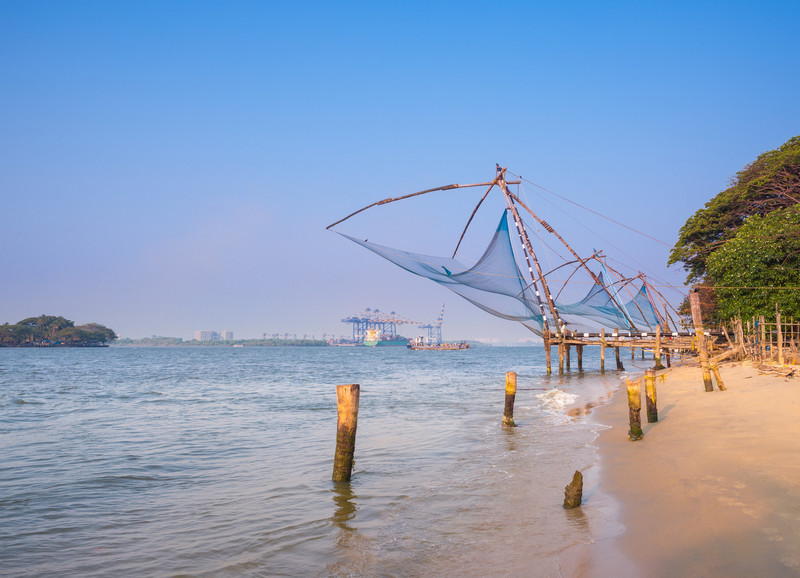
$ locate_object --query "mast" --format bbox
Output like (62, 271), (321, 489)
(496, 166), (562, 337)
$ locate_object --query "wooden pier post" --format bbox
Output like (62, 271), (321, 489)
(644, 369), (658, 423)
(760, 315), (767, 361)
(614, 330), (624, 370)
(544, 328), (552, 374)
(502, 371), (517, 427)
(600, 328), (606, 372)
(577, 343), (584, 372)
(565, 343), (571, 371)
(332, 384), (360, 482)
(689, 290), (714, 392)
(558, 340), (565, 373)
(654, 325), (664, 370)
(626, 378), (643, 441)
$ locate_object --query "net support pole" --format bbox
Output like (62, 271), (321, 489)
(600, 328), (606, 372)
(654, 325), (664, 370)
(544, 327), (552, 374)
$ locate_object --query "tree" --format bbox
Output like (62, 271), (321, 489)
(669, 136), (800, 283)
(706, 207), (800, 320)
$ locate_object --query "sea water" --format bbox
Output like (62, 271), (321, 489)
(0, 346), (643, 576)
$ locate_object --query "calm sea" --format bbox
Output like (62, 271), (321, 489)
(0, 345), (643, 577)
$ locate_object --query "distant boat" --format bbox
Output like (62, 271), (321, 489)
(407, 337), (469, 350)
(362, 329), (380, 347)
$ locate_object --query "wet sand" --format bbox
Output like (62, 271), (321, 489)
(590, 360), (800, 577)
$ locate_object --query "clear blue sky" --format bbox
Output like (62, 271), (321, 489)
(2, 1), (798, 342)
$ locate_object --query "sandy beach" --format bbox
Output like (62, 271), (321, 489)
(589, 360), (800, 576)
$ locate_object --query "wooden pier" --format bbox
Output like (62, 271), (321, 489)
(542, 326), (720, 374)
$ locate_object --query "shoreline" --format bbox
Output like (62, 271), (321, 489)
(587, 360), (800, 576)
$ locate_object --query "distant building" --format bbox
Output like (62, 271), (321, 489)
(194, 330), (233, 341)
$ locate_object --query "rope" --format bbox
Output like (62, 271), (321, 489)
(508, 171), (671, 246)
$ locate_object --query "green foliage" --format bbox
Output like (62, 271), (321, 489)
(669, 136), (800, 283)
(706, 207), (800, 320)
(0, 315), (117, 347)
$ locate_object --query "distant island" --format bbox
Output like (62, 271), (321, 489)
(0, 315), (117, 347)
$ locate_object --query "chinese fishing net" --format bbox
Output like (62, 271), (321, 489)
(337, 210), (660, 337)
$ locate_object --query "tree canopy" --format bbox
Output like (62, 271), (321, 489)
(706, 207), (800, 320)
(669, 136), (800, 283)
(669, 136), (800, 321)
(0, 315), (117, 347)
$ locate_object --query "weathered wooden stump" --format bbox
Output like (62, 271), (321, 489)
(626, 378), (643, 441)
(502, 371), (517, 427)
(332, 384), (360, 482)
(644, 369), (658, 423)
(563, 470), (583, 509)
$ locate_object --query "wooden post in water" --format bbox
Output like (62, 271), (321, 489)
(502, 371), (517, 427)
(332, 384), (360, 482)
(689, 290), (714, 392)
(614, 329), (624, 370)
(563, 470), (583, 509)
(565, 342), (571, 371)
(777, 305), (784, 365)
(600, 328), (606, 372)
(544, 328), (552, 374)
(558, 340), (565, 373)
(644, 369), (658, 422)
(577, 343), (584, 372)
(626, 378), (643, 441)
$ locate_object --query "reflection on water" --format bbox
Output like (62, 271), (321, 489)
(331, 481), (358, 529)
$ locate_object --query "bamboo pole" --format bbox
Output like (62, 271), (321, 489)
(644, 369), (658, 423)
(689, 290), (714, 392)
(777, 305), (784, 365)
(600, 328), (606, 372)
(760, 316), (767, 361)
(626, 378), (643, 441)
(502, 371), (517, 427)
(332, 384), (360, 482)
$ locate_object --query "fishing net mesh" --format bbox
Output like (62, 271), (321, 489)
(340, 210), (659, 337)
